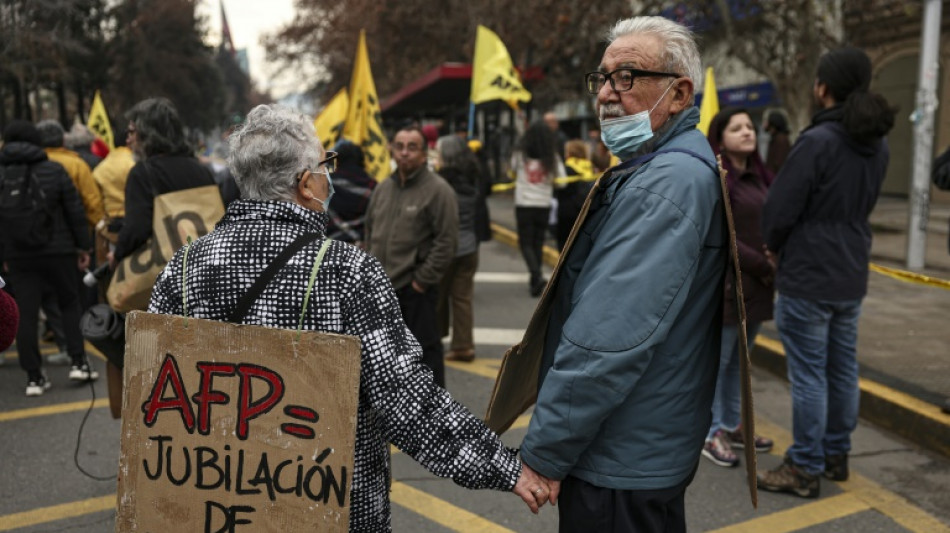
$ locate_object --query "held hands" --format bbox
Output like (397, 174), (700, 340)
(77, 250), (91, 271)
(513, 462), (560, 514)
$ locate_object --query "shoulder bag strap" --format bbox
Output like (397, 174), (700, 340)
(227, 233), (323, 323)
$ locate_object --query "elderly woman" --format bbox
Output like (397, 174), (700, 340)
(148, 105), (548, 531)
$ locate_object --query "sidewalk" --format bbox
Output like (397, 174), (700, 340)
(486, 191), (950, 457)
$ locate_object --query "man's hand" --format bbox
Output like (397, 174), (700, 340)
(107, 250), (116, 270)
(513, 462), (558, 513)
(411, 280), (425, 293)
(77, 250), (91, 271)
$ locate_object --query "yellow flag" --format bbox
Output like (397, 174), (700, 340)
(697, 66), (719, 135)
(342, 30), (390, 181)
(87, 90), (114, 150)
(470, 25), (532, 105)
(314, 88), (349, 150)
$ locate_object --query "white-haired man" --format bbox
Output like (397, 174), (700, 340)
(519, 16), (726, 532)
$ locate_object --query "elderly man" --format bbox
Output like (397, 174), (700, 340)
(519, 17), (726, 532)
(365, 125), (458, 388)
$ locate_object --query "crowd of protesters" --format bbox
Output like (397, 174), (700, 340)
(0, 13), (903, 532)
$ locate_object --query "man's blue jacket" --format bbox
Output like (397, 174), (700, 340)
(521, 107), (726, 490)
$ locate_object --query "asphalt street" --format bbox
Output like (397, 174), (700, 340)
(0, 238), (948, 532)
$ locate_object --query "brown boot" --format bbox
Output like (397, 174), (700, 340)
(757, 457), (820, 498)
(446, 349), (475, 362)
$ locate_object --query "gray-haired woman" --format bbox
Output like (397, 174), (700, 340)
(148, 104), (552, 531)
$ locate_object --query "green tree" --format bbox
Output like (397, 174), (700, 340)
(107, 0), (226, 130)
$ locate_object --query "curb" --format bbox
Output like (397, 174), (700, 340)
(490, 222), (950, 459)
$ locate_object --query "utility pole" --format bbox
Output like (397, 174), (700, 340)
(907, 0), (942, 270)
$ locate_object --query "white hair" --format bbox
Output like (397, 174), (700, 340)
(607, 16), (702, 104)
(228, 104), (323, 202)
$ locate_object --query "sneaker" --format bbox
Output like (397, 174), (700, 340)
(26, 375), (51, 396)
(702, 430), (739, 467)
(725, 428), (774, 453)
(757, 457), (820, 498)
(69, 363), (99, 382)
(824, 454), (849, 481)
(45, 351), (72, 366)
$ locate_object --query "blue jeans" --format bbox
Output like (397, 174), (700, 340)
(776, 294), (862, 475)
(707, 322), (762, 440)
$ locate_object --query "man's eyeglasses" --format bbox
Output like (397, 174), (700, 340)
(585, 68), (681, 94)
(297, 151), (338, 181)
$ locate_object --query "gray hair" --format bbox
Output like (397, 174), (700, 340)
(65, 123), (96, 150)
(36, 119), (65, 148)
(607, 16), (702, 104)
(227, 104), (323, 203)
(125, 97), (190, 157)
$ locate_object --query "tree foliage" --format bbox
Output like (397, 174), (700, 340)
(634, 0), (846, 133)
(1, 0), (254, 134)
(264, 0), (631, 111)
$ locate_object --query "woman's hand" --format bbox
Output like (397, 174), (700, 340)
(513, 462), (559, 514)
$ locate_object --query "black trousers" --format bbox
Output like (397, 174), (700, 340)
(396, 284), (445, 388)
(558, 463), (698, 533)
(515, 206), (550, 285)
(6, 255), (86, 377)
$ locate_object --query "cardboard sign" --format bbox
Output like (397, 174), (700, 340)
(117, 312), (362, 532)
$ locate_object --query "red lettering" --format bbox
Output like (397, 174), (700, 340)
(142, 353), (196, 431)
(192, 363), (236, 434)
(236, 365), (285, 440)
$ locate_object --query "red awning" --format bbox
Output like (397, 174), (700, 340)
(381, 62), (543, 117)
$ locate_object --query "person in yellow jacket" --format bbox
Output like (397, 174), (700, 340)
(92, 127), (135, 223)
(36, 120), (103, 229)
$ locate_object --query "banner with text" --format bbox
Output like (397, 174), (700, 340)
(314, 88), (349, 150)
(117, 312), (362, 532)
(87, 90), (115, 150)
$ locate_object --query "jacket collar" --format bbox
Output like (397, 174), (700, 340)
(393, 164), (428, 188)
(626, 107), (700, 161)
(0, 142), (48, 165)
(218, 199), (329, 235)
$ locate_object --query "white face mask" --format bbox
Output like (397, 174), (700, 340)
(600, 81), (675, 160)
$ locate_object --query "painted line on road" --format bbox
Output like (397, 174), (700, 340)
(471, 328), (524, 347)
(708, 492), (870, 533)
(447, 356), (950, 533)
(475, 272), (531, 284)
(446, 357), (503, 380)
(0, 494), (114, 532)
(755, 336), (950, 426)
(390, 481), (516, 533)
(0, 398), (109, 423)
(754, 417), (950, 533)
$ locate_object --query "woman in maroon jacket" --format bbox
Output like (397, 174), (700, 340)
(702, 107), (775, 467)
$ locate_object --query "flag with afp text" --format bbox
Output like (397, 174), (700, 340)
(470, 25), (532, 106)
(342, 30), (390, 181)
(87, 90), (114, 150)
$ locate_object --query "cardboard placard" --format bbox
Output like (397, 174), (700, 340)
(117, 312), (361, 532)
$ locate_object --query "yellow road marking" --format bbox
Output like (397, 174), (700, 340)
(708, 493), (870, 533)
(0, 398), (109, 423)
(754, 337), (950, 426)
(445, 357), (502, 380)
(390, 481), (516, 533)
(755, 417), (949, 533)
(4, 342), (108, 361)
(0, 494), (114, 532)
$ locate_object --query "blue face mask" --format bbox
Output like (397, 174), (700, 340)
(600, 81), (675, 160)
(314, 170), (335, 210)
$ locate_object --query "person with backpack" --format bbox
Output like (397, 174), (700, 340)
(0, 120), (96, 396)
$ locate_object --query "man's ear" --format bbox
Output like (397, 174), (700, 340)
(669, 78), (694, 115)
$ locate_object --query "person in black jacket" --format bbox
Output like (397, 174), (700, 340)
(324, 140), (376, 244)
(0, 120), (96, 395)
(108, 97), (217, 267)
(759, 47), (895, 498)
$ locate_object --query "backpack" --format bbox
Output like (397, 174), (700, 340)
(0, 165), (54, 249)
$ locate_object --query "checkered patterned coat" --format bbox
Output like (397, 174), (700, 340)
(149, 200), (520, 532)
